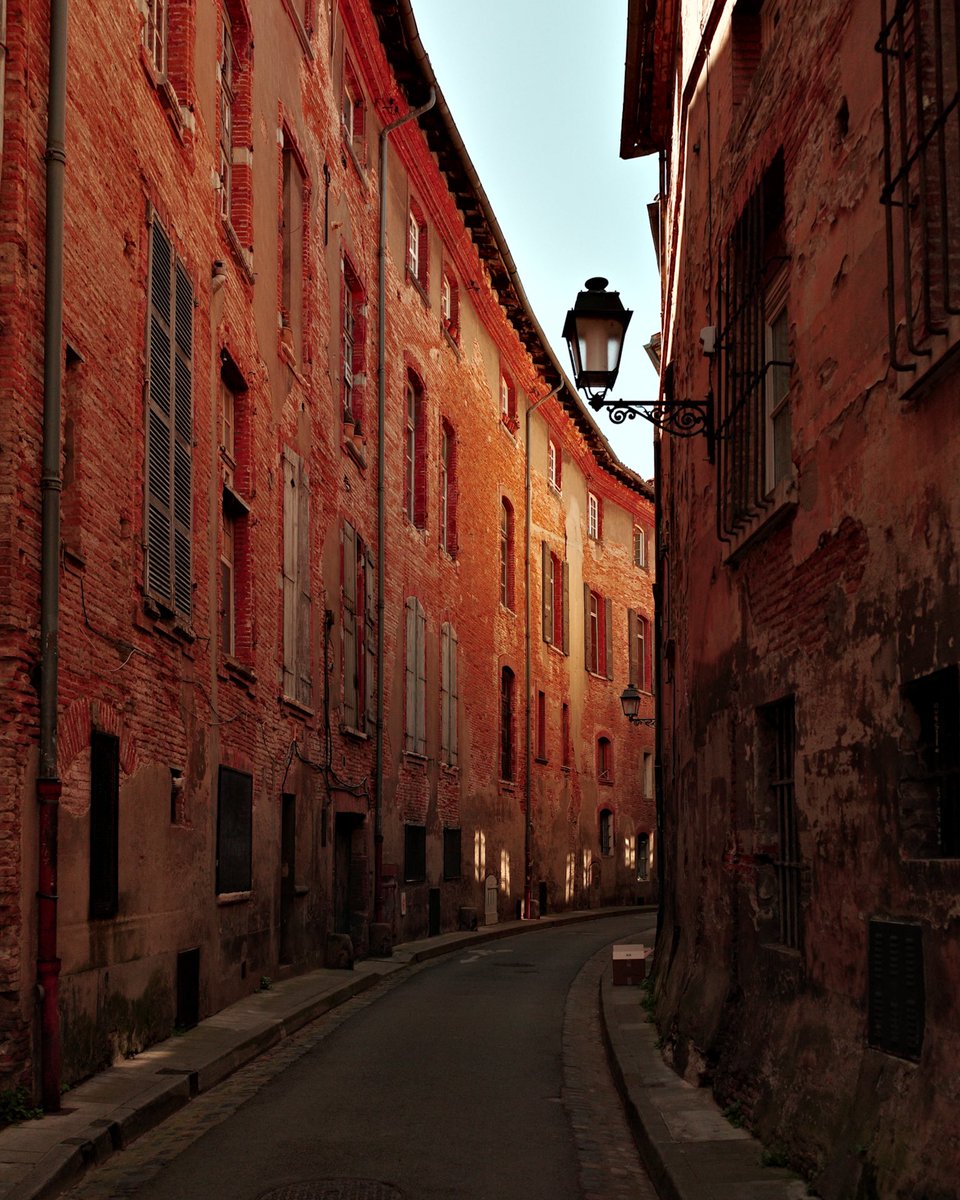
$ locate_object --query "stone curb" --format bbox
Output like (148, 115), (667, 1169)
(1, 906), (654, 1200)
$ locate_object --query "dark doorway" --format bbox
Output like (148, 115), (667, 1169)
(539, 879), (548, 916)
(176, 948), (200, 1030)
(334, 813), (365, 937)
(428, 887), (441, 936)
(280, 794), (296, 964)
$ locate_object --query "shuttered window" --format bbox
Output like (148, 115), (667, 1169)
(440, 621), (459, 767)
(404, 823), (427, 883)
(282, 450), (312, 707)
(341, 521), (375, 733)
(868, 919), (924, 1061)
(145, 213), (193, 618)
(90, 731), (120, 919)
(405, 596), (427, 755)
(584, 586), (612, 677)
(629, 609), (651, 692)
(216, 766), (252, 894)
(542, 541), (570, 651)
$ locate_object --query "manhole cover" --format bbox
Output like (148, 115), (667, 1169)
(259, 1183), (403, 1200)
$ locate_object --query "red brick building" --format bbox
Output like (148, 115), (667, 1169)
(0, 0), (654, 1101)
(623, 0), (960, 1194)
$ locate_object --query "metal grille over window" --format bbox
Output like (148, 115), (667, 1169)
(877, 0), (960, 373)
(715, 152), (791, 541)
(900, 666), (960, 857)
(868, 919), (925, 1060)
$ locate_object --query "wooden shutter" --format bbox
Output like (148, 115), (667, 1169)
(405, 597), (416, 751)
(282, 451), (298, 698)
(449, 623), (458, 766)
(342, 520), (358, 729)
(541, 541), (552, 644)
(868, 919), (925, 1059)
(583, 583), (592, 672)
(604, 597), (614, 680)
(296, 462), (312, 706)
(364, 546), (375, 730)
(216, 766), (253, 894)
(628, 609), (638, 686)
(562, 561), (570, 655)
(440, 623), (450, 761)
(415, 599), (427, 756)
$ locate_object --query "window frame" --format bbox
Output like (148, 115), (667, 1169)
(499, 371), (518, 433)
(599, 808), (614, 857)
(597, 736), (613, 784)
(216, 765), (253, 895)
(500, 666), (515, 781)
(587, 491), (601, 540)
(500, 497), (515, 610)
(404, 596), (427, 756)
(440, 621), (459, 767)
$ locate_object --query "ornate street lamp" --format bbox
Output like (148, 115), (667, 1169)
(563, 278), (714, 453)
(620, 683), (655, 727)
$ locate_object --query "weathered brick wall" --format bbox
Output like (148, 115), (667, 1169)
(651, 0), (960, 1194)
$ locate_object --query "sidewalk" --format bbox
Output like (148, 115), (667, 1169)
(600, 964), (809, 1199)
(0, 906), (645, 1200)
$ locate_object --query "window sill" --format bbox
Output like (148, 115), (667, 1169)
(217, 891), (252, 906)
(548, 482), (562, 498)
(343, 433), (367, 469)
(140, 597), (196, 648)
(139, 49), (191, 142)
(724, 475), (798, 565)
(499, 779), (516, 792)
(404, 751), (428, 767)
(406, 270), (429, 306)
(222, 218), (255, 284)
(224, 657), (256, 685)
(441, 762), (460, 776)
(341, 724), (370, 742)
(342, 135), (369, 183)
(598, 777), (614, 787)
(281, 694), (314, 719)
(441, 325), (460, 355)
(500, 417), (519, 439)
(534, 755), (548, 765)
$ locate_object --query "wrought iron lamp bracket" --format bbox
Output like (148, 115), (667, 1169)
(588, 395), (715, 460)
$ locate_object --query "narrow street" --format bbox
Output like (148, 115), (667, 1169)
(59, 914), (657, 1200)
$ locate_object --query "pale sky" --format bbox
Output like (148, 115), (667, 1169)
(411, 0), (662, 481)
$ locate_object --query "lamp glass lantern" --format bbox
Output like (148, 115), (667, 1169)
(620, 683), (642, 723)
(562, 277), (633, 399)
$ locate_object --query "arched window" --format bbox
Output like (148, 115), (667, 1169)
(500, 497), (514, 609)
(500, 666), (515, 780)
(439, 418), (457, 555)
(404, 371), (426, 527)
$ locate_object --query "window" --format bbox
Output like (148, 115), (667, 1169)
(407, 199), (428, 293)
(342, 255), (366, 428)
(405, 597), (427, 756)
(404, 824), (427, 883)
(142, 0), (168, 77)
(536, 691), (547, 762)
(500, 666), (515, 781)
(628, 609), (652, 692)
(500, 498), (515, 609)
(441, 269), (459, 341)
(281, 134), (308, 363)
(868, 920), (924, 1061)
(440, 621), (459, 767)
(220, 360), (250, 662)
(90, 731), (120, 919)
(341, 56), (366, 164)
(282, 449), (312, 707)
(404, 372), (426, 527)
(443, 827), (462, 880)
(759, 696), (801, 950)
(584, 586), (613, 678)
(637, 832), (650, 881)
(499, 372), (518, 433)
(548, 437), (562, 491)
(633, 525), (647, 569)
(878, 0), (960, 373)
(900, 666), (960, 858)
(599, 808), (613, 857)
(145, 212), (194, 619)
(562, 702), (571, 769)
(218, 3), (252, 252)
(542, 546), (569, 652)
(597, 736), (613, 784)
(587, 491), (602, 540)
(439, 419), (457, 555)
(717, 152), (791, 540)
(216, 766), (252, 894)
(643, 751), (654, 798)
(342, 521), (375, 733)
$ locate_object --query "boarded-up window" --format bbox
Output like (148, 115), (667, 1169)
(443, 827), (462, 880)
(216, 766), (252, 894)
(405, 596), (427, 755)
(440, 621), (459, 766)
(145, 212), (193, 618)
(282, 450), (312, 707)
(868, 919), (924, 1061)
(90, 731), (120, 919)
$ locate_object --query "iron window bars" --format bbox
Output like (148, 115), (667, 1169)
(715, 153), (791, 542)
(878, 0), (960, 373)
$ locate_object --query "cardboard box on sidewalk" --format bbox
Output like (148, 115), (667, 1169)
(612, 943), (653, 986)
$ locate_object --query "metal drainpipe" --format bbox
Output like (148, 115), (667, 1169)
(523, 384), (561, 920)
(374, 87), (435, 925)
(652, 433), (665, 942)
(38, 0), (69, 1112)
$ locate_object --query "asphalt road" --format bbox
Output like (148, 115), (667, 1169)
(63, 912), (657, 1200)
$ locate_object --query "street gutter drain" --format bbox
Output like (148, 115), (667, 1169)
(258, 1183), (403, 1200)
